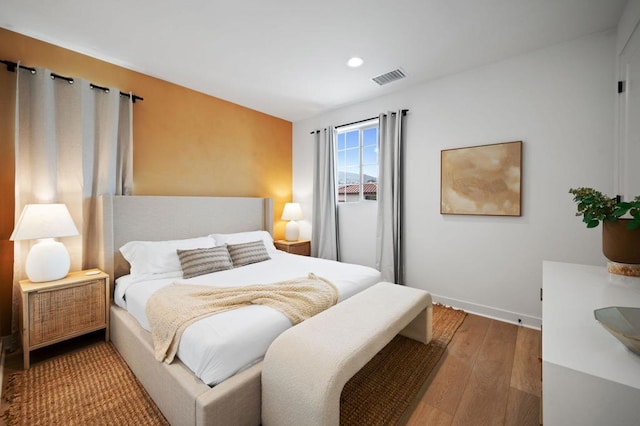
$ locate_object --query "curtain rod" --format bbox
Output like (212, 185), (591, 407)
(310, 109), (409, 134)
(1, 59), (144, 103)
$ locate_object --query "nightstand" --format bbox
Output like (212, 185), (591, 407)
(20, 269), (110, 369)
(274, 239), (311, 256)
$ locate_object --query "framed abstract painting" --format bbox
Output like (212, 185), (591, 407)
(441, 141), (522, 216)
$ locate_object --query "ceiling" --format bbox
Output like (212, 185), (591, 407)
(0, 0), (628, 122)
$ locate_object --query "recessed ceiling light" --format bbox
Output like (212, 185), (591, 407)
(347, 57), (364, 68)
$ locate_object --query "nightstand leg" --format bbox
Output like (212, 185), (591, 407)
(23, 350), (29, 370)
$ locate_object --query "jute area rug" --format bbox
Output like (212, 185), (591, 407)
(3, 342), (169, 426)
(341, 304), (466, 425)
(4, 304), (465, 426)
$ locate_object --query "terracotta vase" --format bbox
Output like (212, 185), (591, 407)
(602, 219), (640, 264)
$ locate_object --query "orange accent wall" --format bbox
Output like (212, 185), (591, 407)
(0, 28), (292, 336)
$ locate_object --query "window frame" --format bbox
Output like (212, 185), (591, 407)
(335, 118), (379, 203)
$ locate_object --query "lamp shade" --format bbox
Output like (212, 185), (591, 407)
(10, 204), (79, 241)
(10, 203), (79, 282)
(281, 203), (303, 221)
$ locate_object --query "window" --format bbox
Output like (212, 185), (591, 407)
(336, 119), (379, 202)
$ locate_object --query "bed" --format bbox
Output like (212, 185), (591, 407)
(97, 195), (382, 426)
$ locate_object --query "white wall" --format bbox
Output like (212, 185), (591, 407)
(617, 0), (640, 56)
(615, 0), (640, 200)
(292, 31), (616, 327)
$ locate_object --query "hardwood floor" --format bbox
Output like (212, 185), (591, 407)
(403, 314), (541, 425)
(1, 315), (540, 425)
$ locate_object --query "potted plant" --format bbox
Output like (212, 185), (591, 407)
(569, 187), (640, 265)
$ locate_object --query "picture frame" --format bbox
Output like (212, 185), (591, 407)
(440, 141), (522, 216)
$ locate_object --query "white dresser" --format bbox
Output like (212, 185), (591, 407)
(542, 261), (640, 425)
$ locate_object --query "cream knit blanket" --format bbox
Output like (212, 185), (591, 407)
(146, 273), (338, 363)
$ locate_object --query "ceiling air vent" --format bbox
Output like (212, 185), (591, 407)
(371, 68), (406, 86)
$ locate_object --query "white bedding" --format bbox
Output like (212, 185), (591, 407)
(115, 251), (381, 386)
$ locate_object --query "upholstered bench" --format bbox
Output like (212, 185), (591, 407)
(261, 282), (433, 426)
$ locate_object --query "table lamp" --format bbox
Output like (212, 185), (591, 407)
(281, 202), (303, 241)
(10, 203), (79, 282)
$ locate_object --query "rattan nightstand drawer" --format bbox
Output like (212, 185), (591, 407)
(20, 269), (110, 369)
(29, 279), (106, 346)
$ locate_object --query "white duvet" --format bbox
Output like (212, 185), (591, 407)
(115, 251), (381, 386)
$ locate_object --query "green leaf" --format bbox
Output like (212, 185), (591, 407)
(586, 220), (599, 228)
(613, 206), (629, 218)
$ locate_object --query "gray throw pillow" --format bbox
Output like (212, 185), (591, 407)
(177, 245), (233, 279)
(227, 240), (271, 267)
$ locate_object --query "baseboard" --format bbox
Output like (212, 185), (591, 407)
(431, 294), (542, 330)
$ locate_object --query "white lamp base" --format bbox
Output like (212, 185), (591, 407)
(285, 221), (300, 242)
(25, 238), (71, 282)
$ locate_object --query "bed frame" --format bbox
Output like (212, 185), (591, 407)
(98, 195), (273, 426)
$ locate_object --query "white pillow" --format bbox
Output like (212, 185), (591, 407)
(120, 236), (217, 276)
(209, 230), (277, 254)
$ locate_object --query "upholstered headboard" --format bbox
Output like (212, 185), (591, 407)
(98, 195), (273, 282)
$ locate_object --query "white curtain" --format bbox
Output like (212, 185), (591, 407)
(312, 127), (340, 260)
(11, 66), (133, 341)
(376, 111), (405, 283)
